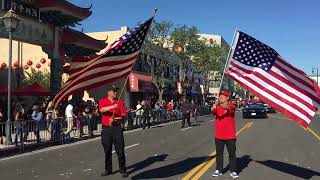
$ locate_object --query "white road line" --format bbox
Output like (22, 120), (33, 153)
(0, 115), (211, 162)
(180, 127), (192, 131)
(112, 143), (140, 154)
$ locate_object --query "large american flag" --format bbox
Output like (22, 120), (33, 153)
(52, 17), (154, 109)
(225, 31), (320, 127)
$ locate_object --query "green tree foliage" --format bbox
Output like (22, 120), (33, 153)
(22, 68), (50, 88)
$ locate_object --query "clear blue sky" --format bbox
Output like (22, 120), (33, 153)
(70, 0), (320, 74)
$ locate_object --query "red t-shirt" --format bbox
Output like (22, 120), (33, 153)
(212, 103), (236, 140)
(167, 103), (173, 111)
(99, 97), (127, 127)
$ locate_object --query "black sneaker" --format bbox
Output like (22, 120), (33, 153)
(101, 171), (112, 176)
(121, 172), (128, 178)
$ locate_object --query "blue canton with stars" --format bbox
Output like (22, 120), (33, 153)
(103, 17), (153, 57)
(232, 31), (279, 72)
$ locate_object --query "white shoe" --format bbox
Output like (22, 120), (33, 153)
(230, 172), (239, 178)
(212, 170), (222, 177)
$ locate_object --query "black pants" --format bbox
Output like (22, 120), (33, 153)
(142, 115), (151, 129)
(181, 113), (191, 127)
(215, 138), (237, 172)
(101, 125), (126, 173)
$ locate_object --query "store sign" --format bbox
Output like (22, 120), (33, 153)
(0, 15), (53, 46)
(4, 0), (39, 19)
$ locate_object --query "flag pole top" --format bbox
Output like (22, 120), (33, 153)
(153, 8), (158, 16)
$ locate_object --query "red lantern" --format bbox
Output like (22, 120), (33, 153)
(1, 63), (6, 69)
(27, 60), (33, 66)
(24, 65), (29, 70)
(36, 63), (41, 68)
(13, 61), (19, 67)
(40, 58), (46, 64)
(63, 64), (70, 73)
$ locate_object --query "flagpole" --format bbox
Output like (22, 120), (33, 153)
(110, 8), (158, 124)
(217, 28), (239, 97)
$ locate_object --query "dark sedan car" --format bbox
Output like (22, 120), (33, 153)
(263, 103), (276, 113)
(242, 103), (268, 118)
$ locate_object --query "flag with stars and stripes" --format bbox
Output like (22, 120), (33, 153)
(225, 31), (320, 127)
(52, 17), (153, 109)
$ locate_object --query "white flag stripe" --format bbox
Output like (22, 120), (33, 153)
(226, 70), (312, 124)
(229, 64), (315, 116)
(61, 59), (136, 93)
(275, 60), (314, 87)
(68, 52), (139, 79)
(277, 56), (314, 85)
(70, 52), (139, 72)
(66, 56), (136, 85)
(232, 60), (320, 108)
(271, 66), (320, 99)
(54, 67), (133, 106)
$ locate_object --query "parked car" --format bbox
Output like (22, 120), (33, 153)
(242, 103), (268, 118)
(263, 103), (276, 113)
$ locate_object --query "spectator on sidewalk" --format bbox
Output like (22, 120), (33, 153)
(65, 101), (77, 136)
(167, 100), (174, 121)
(141, 100), (151, 130)
(135, 101), (143, 126)
(14, 104), (24, 145)
(31, 105), (43, 143)
(0, 107), (4, 144)
(190, 100), (198, 122)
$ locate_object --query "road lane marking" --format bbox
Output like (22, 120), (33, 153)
(112, 143), (140, 154)
(269, 115), (320, 141)
(181, 122), (254, 180)
(306, 128), (320, 141)
(180, 127), (192, 131)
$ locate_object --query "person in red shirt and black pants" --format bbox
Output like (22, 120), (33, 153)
(99, 85), (128, 178)
(212, 90), (239, 179)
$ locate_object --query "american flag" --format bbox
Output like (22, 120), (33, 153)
(225, 31), (320, 127)
(52, 17), (154, 109)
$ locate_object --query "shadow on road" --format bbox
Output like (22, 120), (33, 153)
(127, 154), (168, 175)
(130, 156), (214, 179)
(256, 160), (320, 179)
(223, 155), (253, 174)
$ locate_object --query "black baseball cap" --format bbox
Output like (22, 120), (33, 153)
(107, 84), (119, 92)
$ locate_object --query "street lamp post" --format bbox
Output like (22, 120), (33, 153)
(312, 68), (319, 86)
(1, 9), (20, 145)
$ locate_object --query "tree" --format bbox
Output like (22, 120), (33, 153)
(22, 67), (50, 88)
(141, 20), (175, 101)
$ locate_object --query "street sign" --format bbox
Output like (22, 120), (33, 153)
(4, 0), (39, 20)
(0, 11), (53, 46)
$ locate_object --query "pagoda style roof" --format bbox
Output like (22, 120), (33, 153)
(39, 0), (92, 26)
(62, 28), (107, 55)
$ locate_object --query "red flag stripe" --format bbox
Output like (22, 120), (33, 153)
(277, 56), (314, 85)
(228, 66), (314, 119)
(231, 61), (320, 106)
(53, 67), (133, 108)
(67, 55), (138, 83)
(226, 71), (309, 128)
(56, 62), (135, 100)
(69, 52), (138, 75)
(230, 62), (319, 112)
(53, 71), (130, 109)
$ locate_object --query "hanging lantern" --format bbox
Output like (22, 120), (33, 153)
(24, 65), (29, 70)
(63, 63), (70, 73)
(1, 63), (7, 69)
(40, 58), (46, 64)
(27, 60), (33, 66)
(13, 61), (19, 67)
(36, 63), (41, 68)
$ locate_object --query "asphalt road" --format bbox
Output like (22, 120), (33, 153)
(0, 113), (319, 180)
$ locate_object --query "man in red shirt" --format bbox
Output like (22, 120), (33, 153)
(212, 90), (239, 179)
(99, 85), (128, 178)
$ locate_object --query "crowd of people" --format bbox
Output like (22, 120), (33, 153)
(0, 96), (207, 146)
